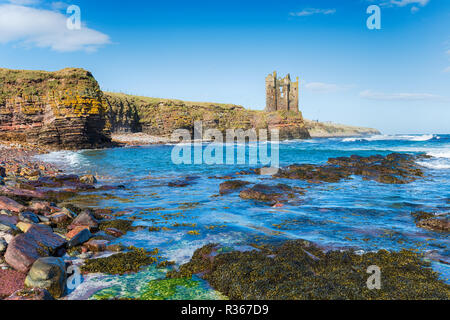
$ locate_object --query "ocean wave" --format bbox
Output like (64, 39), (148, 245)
(417, 160), (450, 170)
(427, 150), (450, 159)
(35, 150), (85, 168)
(343, 134), (436, 143)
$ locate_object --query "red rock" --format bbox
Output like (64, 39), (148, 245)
(4, 225), (66, 273)
(0, 187), (46, 200)
(0, 269), (26, 298)
(83, 239), (109, 252)
(5, 288), (54, 300)
(68, 212), (98, 230)
(66, 226), (91, 247)
(0, 196), (25, 212)
(104, 227), (124, 238)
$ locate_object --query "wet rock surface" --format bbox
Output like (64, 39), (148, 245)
(24, 257), (67, 298)
(219, 180), (250, 195)
(239, 183), (304, 205)
(274, 153), (425, 184)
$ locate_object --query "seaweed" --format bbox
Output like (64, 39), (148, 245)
(81, 247), (158, 275)
(168, 240), (450, 300)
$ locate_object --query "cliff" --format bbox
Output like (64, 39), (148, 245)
(0, 68), (112, 150)
(304, 120), (380, 138)
(104, 92), (311, 140)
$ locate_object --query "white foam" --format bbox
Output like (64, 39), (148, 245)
(342, 134), (436, 142)
(417, 160), (450, 170)
(35, 150), (84, 167)
(427, 150), (450, 159)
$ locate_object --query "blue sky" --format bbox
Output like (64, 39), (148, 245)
(0, 0), (449, 134)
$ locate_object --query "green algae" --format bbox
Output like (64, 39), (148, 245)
(168, 240), (450, 300)
(90, 266), (224, 300)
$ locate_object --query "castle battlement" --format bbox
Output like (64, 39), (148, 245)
(265, 71), (299, 113)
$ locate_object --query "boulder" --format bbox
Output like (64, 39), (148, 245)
(24, 257), (67, 298)
(66, 226), (91, 247)
(4, 225), (66, 273)
(219, 180), (250, 195)
(83, 239), (109, 252)
(68, 211), (98, 230)
(0, 196), (25, 212)
(80, 174), (97, 185)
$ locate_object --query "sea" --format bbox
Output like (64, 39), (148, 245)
(36, 134), (450, 300)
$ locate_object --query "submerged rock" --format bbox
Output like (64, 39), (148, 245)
(24, 257), (67, 298)
(417, 217), (449, 233)
(81, 247), (158, 275)
(168, 240), (450, 300)
(80, 174), (97, 185)
(239, 184), (303, 204)
(219, 180), (250, 195)
(412, 211), (449, 233)
(275, 153), (425, 184)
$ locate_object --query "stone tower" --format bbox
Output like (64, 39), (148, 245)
(265, 71), (299, 112)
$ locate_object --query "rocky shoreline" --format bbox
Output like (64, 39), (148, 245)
(0, 143), (168, 300)
(0, 142), (448, 300)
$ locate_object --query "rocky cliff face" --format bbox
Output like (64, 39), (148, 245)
(304, 120), (380, 138)
(0, 68), (112, 150)
(104, 92), (311, 140)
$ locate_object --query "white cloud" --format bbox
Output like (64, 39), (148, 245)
(389, 0), (430, 7)
(289, 8), (336, 17)
(443, 67), (450, 73)
(367, 0), (430, 12)
(7, 0), (41, 5)
(0, 4), (110, 52)
(360, 90), (446, 101)
(304, 82), (351, 93)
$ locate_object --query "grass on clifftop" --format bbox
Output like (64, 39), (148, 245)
(105, 92), (243, 109)
(0, 67), (103, 105)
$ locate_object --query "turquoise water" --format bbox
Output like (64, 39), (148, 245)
(38, 134), (450, 298)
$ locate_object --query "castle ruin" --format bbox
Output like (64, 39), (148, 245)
(265, 71), (299, 113)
